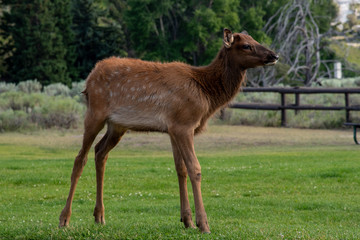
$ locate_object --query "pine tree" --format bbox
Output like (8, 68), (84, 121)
(53, 0), (78, 82)
(71, 0), (126, 79)
(0, 0), (73, 85)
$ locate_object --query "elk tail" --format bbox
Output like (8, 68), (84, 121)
(81, 88), (89, 107)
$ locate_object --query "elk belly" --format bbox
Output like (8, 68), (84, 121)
(108, 105), (168, 132)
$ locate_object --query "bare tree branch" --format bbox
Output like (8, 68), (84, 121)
(247, 0), (325, 87)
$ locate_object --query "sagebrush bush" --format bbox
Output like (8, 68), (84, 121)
(44, 83), (70, 96)
(0, 82), (17, 93)
(315, 77), (360, 88)
(0, 90), (84, 131)
(70, 81), (85, 97)
(70, 81), (87, 104)
(17, 80), (42, 93)
(0, 109), (30, 131)
(39, 97), (84, 129)
(0, 92), (45, 112)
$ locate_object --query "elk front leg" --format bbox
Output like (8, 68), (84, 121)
(59, 116), (104, 227)
(170, 138), (195, 229)
(169, 128), (210, 233)
(93, 126), (125, 224)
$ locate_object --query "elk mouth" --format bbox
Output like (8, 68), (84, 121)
(264, 54), (279, 66)
(264, 59), (278, 66)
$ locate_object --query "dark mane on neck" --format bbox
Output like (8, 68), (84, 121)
(191, 47), (246, 112)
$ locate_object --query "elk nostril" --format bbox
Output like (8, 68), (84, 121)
(273, 54), (279, 60)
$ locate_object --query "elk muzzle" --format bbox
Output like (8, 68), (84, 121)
(264, 52), (279, 66)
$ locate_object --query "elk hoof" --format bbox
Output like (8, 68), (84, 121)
(197, 221), (210, 233)
(93, 207), (106, 224)
(94, 215), (106, 224)
(182, 218), (196, 229)
(59, 209), (71, 227)
(181, 211), (195, 229)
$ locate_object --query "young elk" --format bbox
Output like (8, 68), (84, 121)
(59, 29), (278, 233)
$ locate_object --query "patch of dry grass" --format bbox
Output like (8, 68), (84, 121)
(0, 125), (354, 152)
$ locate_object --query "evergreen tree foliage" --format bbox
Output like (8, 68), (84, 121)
(0, 0), (73, 85)
(71, 0), (126, 80)
(124, 0), (241, 65)
(53, 0), (78, 82)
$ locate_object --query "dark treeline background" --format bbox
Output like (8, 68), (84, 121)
(0, 0), (337, 86)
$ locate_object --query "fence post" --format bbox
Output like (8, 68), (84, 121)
(219, 108), (225, 121)
(281, 92), (286, 126)
(345, 93), (350, 122)
(295, 93), (300, 115)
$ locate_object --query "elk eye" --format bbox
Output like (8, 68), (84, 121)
(243, 44), (251, 50)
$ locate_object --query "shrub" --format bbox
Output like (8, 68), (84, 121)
(316, 77), (360, 88)
(0, 91), (26, 111)
(44, 83), (70, 96)
(38, 96), (85, 129)
(0, 90), (84, 131)
(70, 81), (87, 104)
(70, 81), (86, 97)
(0, 92), (46, 112)
(17, 80), (42, 93)
(0, 109), (30, 132)
(0, 82), (17, 93)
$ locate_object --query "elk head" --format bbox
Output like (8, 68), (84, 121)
(223, 28), (279, 69)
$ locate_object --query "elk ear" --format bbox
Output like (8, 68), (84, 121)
(241, 30), (249, 35)
(223, 28), (234, 48)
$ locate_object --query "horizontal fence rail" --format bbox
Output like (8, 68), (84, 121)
(228, 87), (360, 126)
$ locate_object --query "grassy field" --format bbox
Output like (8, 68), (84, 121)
(0, 125), (359, 239)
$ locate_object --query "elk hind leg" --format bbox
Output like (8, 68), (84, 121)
(93, 124), (126, 224)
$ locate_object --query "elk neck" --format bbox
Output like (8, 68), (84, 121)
(191, 47), (246, 112)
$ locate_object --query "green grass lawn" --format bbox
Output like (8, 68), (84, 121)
(0, 125), (359, 239)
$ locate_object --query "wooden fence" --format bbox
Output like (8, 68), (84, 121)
(229, 87), (360, 126)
